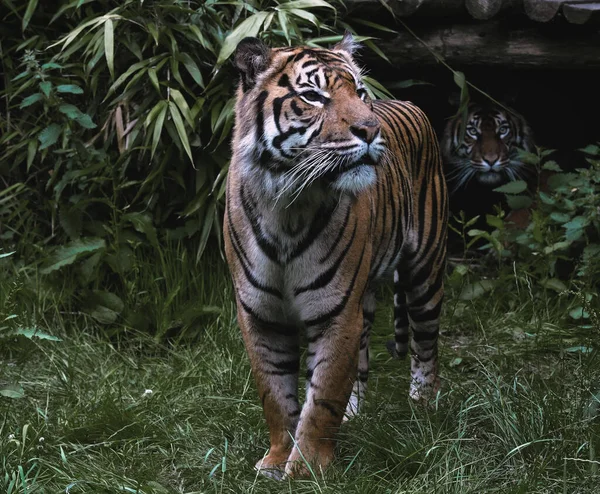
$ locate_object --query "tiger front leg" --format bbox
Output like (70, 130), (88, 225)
(284, 316), (362, 478)
(236, 305), (301, 480)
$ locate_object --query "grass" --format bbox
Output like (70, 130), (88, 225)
(1, 246), (600, 493)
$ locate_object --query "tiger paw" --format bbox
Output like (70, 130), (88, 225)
(254, 452), (289, 481)
(409, 375), (441, 403)
(283, 442), (334, 479)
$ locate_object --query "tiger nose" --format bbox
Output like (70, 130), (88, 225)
(350, 119), (381, 144)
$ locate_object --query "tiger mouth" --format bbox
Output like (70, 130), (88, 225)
(324, 155), (377, 180)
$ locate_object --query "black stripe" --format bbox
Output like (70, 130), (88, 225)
(294, 219), (358, 295)
(314, 399), (342, 417)
(239, 298), (296, 335)
(240, 185), (281, 264)
(304, 241), (366, 327)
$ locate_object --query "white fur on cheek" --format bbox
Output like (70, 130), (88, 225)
(330, 165), (376, 194)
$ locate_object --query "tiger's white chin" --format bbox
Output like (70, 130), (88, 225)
(477, 171), (504, 186)
(330, 165), (377, 194)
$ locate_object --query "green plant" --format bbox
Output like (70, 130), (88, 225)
(464, 145), (600, 322)
(1, 0), (398, 326)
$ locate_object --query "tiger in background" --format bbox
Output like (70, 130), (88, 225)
(224, 33), (448, 479)
(441, 101), (535, 191)
(440, 100), (537, 231)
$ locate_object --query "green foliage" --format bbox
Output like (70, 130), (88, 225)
(1, 0), (394, 324)
(463, 146), (600, 322)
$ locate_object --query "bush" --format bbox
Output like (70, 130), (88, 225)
(461, 145), (600, 323)
(1, 0), (393, 327)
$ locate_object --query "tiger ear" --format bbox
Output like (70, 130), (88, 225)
(333, 31), (359, 56)
(234, 37), (271, 91)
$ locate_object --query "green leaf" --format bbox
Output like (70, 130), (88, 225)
(123, 212), (158, 248)
(564, 216), (589, 241)
(104, 18), (115, 79)
(27, 139), (37, 171)
(197, 201), (216, 262)
(580, 144), (600, 156)
(22, 0), (39, 32)
(449, 357), (463, 368)
(58, 104), (96, 128)
(539, 278), (568, 292)
(148, 67), (160, 94)
(169, 101), (193, 163)
(493, 180), (527, 194)
(459, 280), (495, 301)
(486, 214), (504, 230)
(386, 79), (433, 89)
(89, 290), (124, 325)
(565, 346), (593, 353)
(38, 123), (62, 149)
(569, 306), (589, 320)
(277, 0), (335, 10)
(0, 384), (24, 400)
(538, 191), (555, 205)
(40, 80), (52, 96)
(505, 195), (532, 210)
(58, 103), (80, 119)
(170, 88), (194, 128)
(179, 53), (204, 88)
(56, 84), (83, 94)
(41, 237), (105, 274)
(542, 160), (562, 172)
(543, 241), (571, 254)
(217, 12), (269, 66)
(150, 102), (168, 160)
(15, 327), (62, 341)
(41, 62), (62, 70)
(550, 212), (571, 223)
(20, 93), (43, 108)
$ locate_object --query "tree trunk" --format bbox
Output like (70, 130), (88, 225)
(360, 20), (600, 68)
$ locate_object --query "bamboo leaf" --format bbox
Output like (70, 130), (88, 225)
(277, 0), (335, 10)
(197, 201), (216, 262)
(170, 88), (194, 128)
(277, 11), (291, 44)
(148, 67), (160, 94)
(169, 101), (193, 163)
(217, 12), (269, 65)
(22, 0), (39, 32)
(179, 53), (204, 88)
(289, 9), (318, 26)
(27, 140), (37, 171)
(151, 102), (168, 160)
(105, 19), (115, 79)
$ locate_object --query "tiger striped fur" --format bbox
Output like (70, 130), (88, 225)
(224, 33), (448, 479)
(441, 102), (535, 192)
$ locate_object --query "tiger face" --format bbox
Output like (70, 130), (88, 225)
(233, 36), (386, 197)
(441, 103), (534, 191)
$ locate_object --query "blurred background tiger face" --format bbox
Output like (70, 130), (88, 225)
(441, 102), (534, 192)
(233, 37), (386, 198)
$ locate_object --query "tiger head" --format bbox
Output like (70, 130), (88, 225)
(232, 33), (385, 197)
(441, 102), (534, 191)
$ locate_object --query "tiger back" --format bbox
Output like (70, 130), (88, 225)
(224, 33), (448, 480)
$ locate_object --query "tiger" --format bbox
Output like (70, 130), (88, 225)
(441, 101), (535, 193)
(223, 33), (448, 480)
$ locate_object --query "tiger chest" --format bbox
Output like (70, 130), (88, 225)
(229, 195), (372, 327)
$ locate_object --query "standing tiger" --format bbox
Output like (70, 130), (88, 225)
(224, 33), (448, 479)
(441, 101), (535, 193)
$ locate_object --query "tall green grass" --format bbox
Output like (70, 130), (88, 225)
(1, 247), (600, 493)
